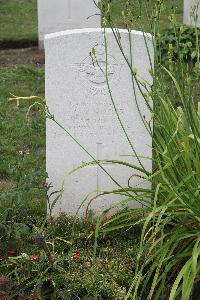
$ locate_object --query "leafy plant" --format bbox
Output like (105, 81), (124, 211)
(1, 233), (80, 299)
(0, 215), (138, 300)
(95, 1), (200, 299)
(158, 24), (200, 64)
(0, 194), (30, 256)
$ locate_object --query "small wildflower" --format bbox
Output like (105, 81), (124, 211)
(9, 95), (38, 107)
(43, 182), (51, 190)
(18, 149), (30, 156)
(66, 240), (72, 250)
(46, 255), (53, 263)
(73, 245), (78, 251)
(34, 234), (46, 248)
(72, 252), (81, 260)
(18, 289), (27, 300)
(17, 266), (27, 276)
(0, 276), (12, 293)
(7, 248), (17, 257)
(21, 253), (29, 259)
(30, 255), (40, 261)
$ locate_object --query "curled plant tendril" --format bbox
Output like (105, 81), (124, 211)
(8, 94), (47, 124)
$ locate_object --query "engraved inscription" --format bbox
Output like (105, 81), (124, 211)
(75, 42), (122, 95)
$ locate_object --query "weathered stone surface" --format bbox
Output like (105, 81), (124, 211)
(184, 0), (200, 27)
(37, 0), (100, 47)
(45, 28), (154, 216)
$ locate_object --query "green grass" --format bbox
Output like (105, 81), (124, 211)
(0, 0), (37, 43)
(0, 65), (46, 217)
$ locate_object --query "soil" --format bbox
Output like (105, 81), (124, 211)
(0, 47), (45, 68)
(192, 282), (200, 300)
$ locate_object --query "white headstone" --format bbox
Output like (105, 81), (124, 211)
(184, 0), (200, 27)
(45, 28), (154, 216)
(37, 0), (100, 48)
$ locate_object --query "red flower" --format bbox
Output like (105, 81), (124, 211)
(7, 248), (17, 257)
(72, 252), (80, 259)
(30, 254), (40, 261)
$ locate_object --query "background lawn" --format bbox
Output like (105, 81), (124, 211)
(0, 65), (46, 218)
(0, 0), (37, 41)
(0, 0), (37, 46)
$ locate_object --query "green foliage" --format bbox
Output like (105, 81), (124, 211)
(0, 206), (30, 253)
(95, 2), (200, 299)
(0, 214), (138, 299)
(158, 24), (200, 63)
(130, 65), (200, 299)
(101, 0), (183, 32)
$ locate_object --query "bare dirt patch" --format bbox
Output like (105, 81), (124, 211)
(0, 179), (15, 192)
(0, 47), (44, 68)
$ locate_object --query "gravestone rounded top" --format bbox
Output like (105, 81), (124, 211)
(45, 27), (152, 40)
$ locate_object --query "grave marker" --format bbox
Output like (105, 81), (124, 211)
(184, 0), (200, 27)
(37, 0), (100, 48)
(45, 28), (154, 216)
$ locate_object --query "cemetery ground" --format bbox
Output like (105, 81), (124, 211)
(0, 0), (200, 299)
(0, 64), (139, 299)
